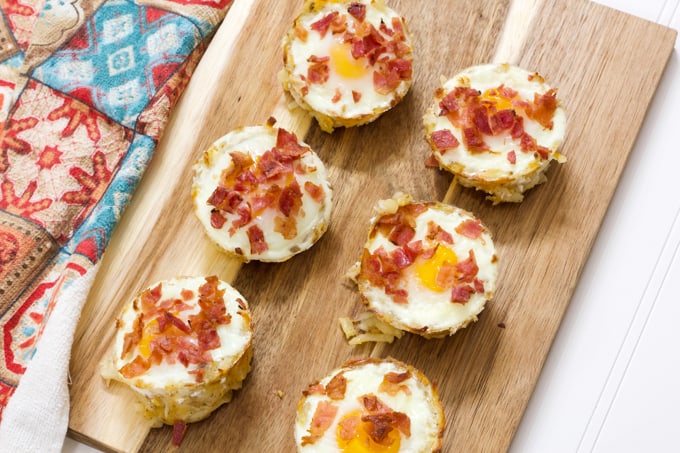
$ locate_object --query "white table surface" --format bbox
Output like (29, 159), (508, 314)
(63, 0), (680, 451)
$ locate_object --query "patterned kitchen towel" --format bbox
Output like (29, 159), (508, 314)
(0, 0), (233, 450)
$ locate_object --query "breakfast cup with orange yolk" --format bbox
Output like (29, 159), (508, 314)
(294, 357), (445, 452)
(423, 63), (567, 204)
(355, 193), (498, 338)
(281, 0), (414, 133)
(101, 276), (253, 441)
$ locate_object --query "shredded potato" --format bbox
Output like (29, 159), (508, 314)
(339, 312), (404, 345)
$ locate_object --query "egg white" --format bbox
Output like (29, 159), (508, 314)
(358, 197), (498, 337)
(295, 358), (444, 452)
(192, 125), (332, 262)
(283, 0), (414, 131)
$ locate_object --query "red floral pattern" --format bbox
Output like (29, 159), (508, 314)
(0, 0), (235, 421)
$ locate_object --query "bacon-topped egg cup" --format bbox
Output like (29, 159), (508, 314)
(423, 63), (567, 204)
(281, 0), (414, 133)
(354, 193), (498, 339)
(295, 357), (445, 452)
(100, 276), (253, 444)
(192, 121), (332, 262)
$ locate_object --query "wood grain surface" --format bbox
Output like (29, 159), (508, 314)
(67, 0), (677, 451)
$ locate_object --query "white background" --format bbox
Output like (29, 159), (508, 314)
(64, 0), (680, 451)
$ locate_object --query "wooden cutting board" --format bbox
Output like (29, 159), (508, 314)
(67, 0), (677, 451)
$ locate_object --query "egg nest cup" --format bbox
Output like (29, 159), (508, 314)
(294, 357), (445, 452)
(281, 0), (414, 133)
(423, 63), (567, 204)
(136, 346), (252, 427)
(101, 276), (254, 427)
(356, 193), (499, 339)
(192, 123), (332, 262)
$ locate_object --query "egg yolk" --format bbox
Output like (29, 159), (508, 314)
(330, 42), (369, 79)
(336, 411), (401, 453)
(137, 319), (157, 358)
(482, 87), (516, 110)
(415, 245), (458, 292)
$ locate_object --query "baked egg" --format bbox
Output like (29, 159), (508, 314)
(281, 0), (414, 132)
(100, 276), (253, 442)
(192, 121), (332, 262)
(423, 63), (567, 203)
(355, 193), (498, 338)
(294, 357), (445, 452)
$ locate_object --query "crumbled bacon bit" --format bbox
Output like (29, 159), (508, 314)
(430, 129), (459, 152)
(389, 247), (413, 269)
(247, 225), (268, 254)
(455, 219), (483, 239)
(492, 109), (516, 133)
(325, 372), (347, 400)
(439, 91), (459, 116)
(507, 150), (517, 164)
(347, 2), (366, 21)
(455, 249), (479, 283)
(337, 414), (361, 442)
(473, 278), (485, 293)
(163, 311), (191, 334)
(451, 285), (473, 303)
(332, 89), (342, 103)
(435, 261), (457, 289)
(473, 105), (492, 135)
(424, 154), (440, 168)
(308, 60), (330, 84)
(301, 401), (338, 446)
(304, 181), (325, 202)
(310, 11), (339, 38)
(427, 221), (453, 244)
(536, 146), (550, 160)
(172, 421), (187, 446)
(276, 128), (308, 158)
(119, 355), (150, 378)
(388, 223), (415, 247)
(510, 115), (525, 139)
(379, 371), (412, 396)
(386, 286), (409, 304)
(351, 90), (362, 103)
(274, 215), (298, 240)
(279, 180), (303, 217)
(462, 126), (488, 150)
(374, 58), (411, 95)
(520, 132), (537, 153)
(360, 394), (411, 443)
(303, 382), (326, 397)
(208, 208), (232, 230)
